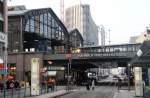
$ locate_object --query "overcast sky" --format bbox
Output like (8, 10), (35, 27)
(8, 0), (150, 45)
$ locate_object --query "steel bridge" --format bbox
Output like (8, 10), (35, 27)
(44, 43), (141, 68)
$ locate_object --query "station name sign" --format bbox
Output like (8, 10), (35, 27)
(77, 53), (127, 58)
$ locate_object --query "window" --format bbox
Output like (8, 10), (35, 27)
(25, 20), (29, 32)
(0, 21), (3, 32)
(30, 18), (35, 32)
(0, 42), (4, 56)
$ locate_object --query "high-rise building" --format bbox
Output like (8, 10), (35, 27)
(65, 4), (98, 46)
(0, 0), (8, 75)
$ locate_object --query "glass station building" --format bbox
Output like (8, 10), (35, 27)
(7, 6), (83, 81)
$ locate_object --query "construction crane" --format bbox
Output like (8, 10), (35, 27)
(60, 0), (64, 23)
(98, 25), (106, 46)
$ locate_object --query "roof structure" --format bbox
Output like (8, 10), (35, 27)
(130, 40), (150, 66)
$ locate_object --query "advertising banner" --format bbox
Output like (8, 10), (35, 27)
(134, 67), (143, 97)
(31, 58), (40, 96)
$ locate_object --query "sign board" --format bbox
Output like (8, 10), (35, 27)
(137, 49), (143, 57)
(134, 67), (143, 97)
(31, 58), (40, 96)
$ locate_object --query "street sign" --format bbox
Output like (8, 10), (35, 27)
(10, 82), (14, 88)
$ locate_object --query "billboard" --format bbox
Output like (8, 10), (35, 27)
(31, 58), (40, 96)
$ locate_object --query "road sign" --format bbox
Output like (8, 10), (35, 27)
(10, 83), (14, 88)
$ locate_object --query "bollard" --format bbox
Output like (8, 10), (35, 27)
(24, 82), (26, 98)
(18, 88), (20, 98)
(30, 86), (31, 96)
(3, 87), (6, 98)
(12, 88), (14, 98)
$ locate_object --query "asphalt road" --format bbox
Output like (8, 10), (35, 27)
(57, 86), (117, 98)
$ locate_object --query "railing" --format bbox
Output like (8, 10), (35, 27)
(70, 43), (141, 58)
(78, 43), (141, 54)
(0, 85), (68, 98)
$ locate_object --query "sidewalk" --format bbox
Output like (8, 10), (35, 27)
(113, 90), (136, 98)
(114, 87), (150, 98)
(27, 90), (71, 98)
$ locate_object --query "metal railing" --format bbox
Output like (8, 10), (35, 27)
(0, 85), (68, 98)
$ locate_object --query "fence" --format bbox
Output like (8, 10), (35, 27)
(0, 85), (67, 98)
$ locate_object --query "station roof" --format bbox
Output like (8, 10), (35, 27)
(8, 10), (29, 16)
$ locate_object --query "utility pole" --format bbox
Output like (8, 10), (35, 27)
(60, 0), (64, 23)
(98, 25), (106, 46)
(108, 29), (111, 45)
(3, 0), (8, 76)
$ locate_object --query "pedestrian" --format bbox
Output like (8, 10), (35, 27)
(14, 80), (20, 89)
(118, 77), (122, 91)
(51, 78), (56, 91)
(86, 79), (90, 90)
(91, 80), (95, 90)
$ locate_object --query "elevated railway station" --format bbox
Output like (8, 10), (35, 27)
(6, 6), (149, 86)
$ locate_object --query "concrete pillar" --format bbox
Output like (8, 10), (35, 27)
(134, 67), (143, 97)
(3, 0), (8, 33)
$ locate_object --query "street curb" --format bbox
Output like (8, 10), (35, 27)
(51, 91), (73, 98)
(113, 92), (118, 98)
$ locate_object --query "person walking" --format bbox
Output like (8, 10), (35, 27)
(118, 77), (122, 91)
(91, 80), (95, 90)
(86, 79), (90, 90)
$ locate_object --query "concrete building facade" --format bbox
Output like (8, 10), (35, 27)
(129, 29), (150, 44)
(0, 0), (8, 75)
(65, 4), (98, 46)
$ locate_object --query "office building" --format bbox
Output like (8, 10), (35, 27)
(65, 4), (98, 46)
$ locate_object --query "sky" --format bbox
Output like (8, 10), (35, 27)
(8, 0), (150, 45)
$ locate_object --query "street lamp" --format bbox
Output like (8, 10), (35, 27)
(128, 63), (131, 91)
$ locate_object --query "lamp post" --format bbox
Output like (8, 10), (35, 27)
(65, 53), (71, 91)
(128, 63), (131, 91)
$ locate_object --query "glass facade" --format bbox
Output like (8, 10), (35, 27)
(0, 21), (3, 32)
(8, 8), (83, 54)
(70, 29), (83, 48)
(23, 11), (66, 53)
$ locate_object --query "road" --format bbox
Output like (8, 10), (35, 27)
(57, 86), (117, 98)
